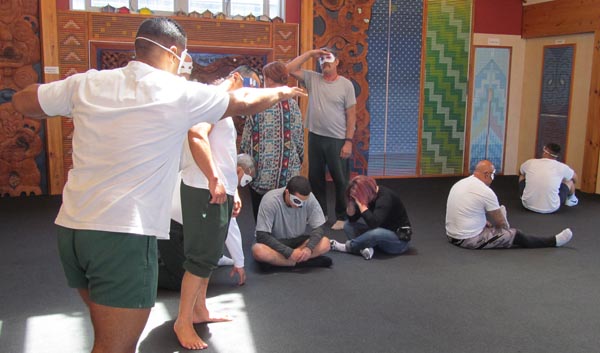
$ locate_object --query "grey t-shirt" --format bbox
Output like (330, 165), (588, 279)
(303, 70), (356, 139)
(255, 187), (326, 239)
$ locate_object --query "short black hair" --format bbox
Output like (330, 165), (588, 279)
(286, 176), (311, 196)
(230, 65), (262, 84)
(320, 46), (338, 56)
(545, 143), (561, 155)
(135, 17), (187, 57)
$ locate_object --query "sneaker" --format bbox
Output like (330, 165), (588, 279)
(360, 247), (374, 260)
(217, 256), (234, 266)
(565, 194), (579, 207)
(330, 239), (347, 252)
(296, 256), (333, 268)
(331, 220), (345, 230)
(555, 228), (573, 247)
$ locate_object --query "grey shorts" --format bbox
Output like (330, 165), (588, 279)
(448, 227), (516, 249)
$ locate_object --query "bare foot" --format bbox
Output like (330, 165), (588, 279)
(174, 319), (208, 350)
(193, 308), (232, 324)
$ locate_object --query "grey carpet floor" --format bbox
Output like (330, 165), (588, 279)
(1, 176), (599, 353)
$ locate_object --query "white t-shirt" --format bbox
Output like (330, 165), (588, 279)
(179, 117), (238, 195)
(520, 158), (575, 213)
(445, 175), (501, 239)
(38, 61), (229, 239)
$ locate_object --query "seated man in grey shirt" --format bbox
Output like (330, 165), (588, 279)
(252, 176), (332, 269)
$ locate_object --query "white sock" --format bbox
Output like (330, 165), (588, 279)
(360, 247), (374, 260)
(217, 255), (234, 266)
(330, 239), (348, 252)
(555, 228), (573, 247)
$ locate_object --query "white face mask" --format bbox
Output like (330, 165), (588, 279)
(289, 194), (304, 208)
(136, 36), (188, 75)
(240, 173), (252, 187)
(179, 52), (193, 75)
(318, 53), (335, 66)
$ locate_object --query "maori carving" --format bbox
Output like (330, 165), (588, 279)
(100, 50), (135, 70)
(313, 0), (374, 175)
(0, 0), (42, 196)
(51, 12), (296, 192)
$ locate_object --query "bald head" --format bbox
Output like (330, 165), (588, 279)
(474, 160), (496, 185)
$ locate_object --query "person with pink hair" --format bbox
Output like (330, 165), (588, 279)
(330, 175), (412, 260)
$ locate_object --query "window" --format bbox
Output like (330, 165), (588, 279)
(188, 0), (222, 13)
(71, 0), (284, 18)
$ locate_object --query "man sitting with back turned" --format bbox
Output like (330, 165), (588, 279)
(252, 175), (332, 269)
(446, 160), (573, 250)
(519, 142), (578, 213)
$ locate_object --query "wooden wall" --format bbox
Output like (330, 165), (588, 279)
(523, 0), (600, 193)
(37, 7), (298, 194)
(0, 0), (43, 197)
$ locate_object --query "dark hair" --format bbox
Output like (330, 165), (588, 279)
(135, 17), (187, 57)
(320, 46), (338, 56)
(545, 143), (561, 155)
(346, 175), (378, 205)
(262, 61), (288, 85)
(286, 176), (311, 196)
(231, 65), (262, 84)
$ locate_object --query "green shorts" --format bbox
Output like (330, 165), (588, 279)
(180, 183), (233, 278)
(57, 226), (158, 309)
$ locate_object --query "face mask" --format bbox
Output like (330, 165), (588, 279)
(179, 52), (193, 75)
(543, 147), (558, 158)
(490, 169), (496, 180)
(136, 36), (188, 75)
(240, 173), (252, 187)
(318, 53), (335, 66)
(289, 194), (304, 208)
(243, 77), (259, 88)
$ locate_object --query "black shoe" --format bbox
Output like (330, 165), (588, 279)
(257, 261), (273, 272)
(295, 256), (333, 268)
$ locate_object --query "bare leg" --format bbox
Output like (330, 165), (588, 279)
(78, 288), (92, 307)
(252, 243), (297, 266)
(192, 285), (231, 324)
(252, 238), (330, 266)
(174, 271), (210, 350)
(309, 237), (331, 257)
(77, 289), (150, 353)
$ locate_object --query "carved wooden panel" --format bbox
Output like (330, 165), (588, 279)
(0, 0), (42, 196)
(89, 13), (273, 48)
(57, 12), (90, 180)
(313, 0), (374, 175)
(58, 12), (89, 78)
(273, 23), (299, 62)
(50, 11), (298, 192)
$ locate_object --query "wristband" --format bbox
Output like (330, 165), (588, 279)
(345, 138), (353, 142)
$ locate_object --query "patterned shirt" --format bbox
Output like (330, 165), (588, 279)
(240, 98), (304, 194)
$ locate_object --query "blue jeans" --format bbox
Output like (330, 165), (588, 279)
(343, 221), (409, 255)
